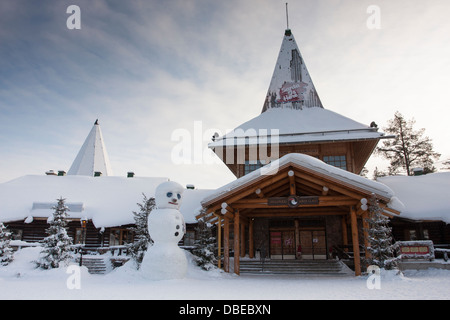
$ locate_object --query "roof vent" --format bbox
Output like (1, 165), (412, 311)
(45, 170), (57, 176)
(94, 171), (103, 177)
(186, 184), (195, 190)
(58, 170), (66, 176)
(127, 172), (135, 178)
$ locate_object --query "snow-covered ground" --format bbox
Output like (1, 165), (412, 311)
(1, 247), (449, 300)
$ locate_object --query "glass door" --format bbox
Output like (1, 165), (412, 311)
(270, 230), (295, 259)
(299, 230), (327, 260)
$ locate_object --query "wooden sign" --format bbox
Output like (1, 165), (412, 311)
(268, 196), (319, 208)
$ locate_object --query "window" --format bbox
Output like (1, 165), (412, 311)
(183, 230), (196, 246)
(8, 228), (23, 241)
(244, 160), (266, 175)
(323, 155), (347, 170)
(75, 228), (86, 245)
(109, 228), (133, 246)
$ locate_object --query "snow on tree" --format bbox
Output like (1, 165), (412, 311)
(376, 111), (440, 176)
(0, 223), (14, 266)
(35, 197), (73, 269)
(364, 194), (398, 270)
(192, 215), (217, 271)
(127, 193), (155, 269)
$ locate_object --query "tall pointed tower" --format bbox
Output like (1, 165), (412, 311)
(209, 28), (387, 177)
(262, 29), (323, 112)
(67, 120), (113, 176)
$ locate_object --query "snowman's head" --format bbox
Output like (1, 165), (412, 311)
(155, 181), (184, 209)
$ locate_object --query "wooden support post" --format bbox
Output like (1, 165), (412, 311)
(223, 217), (229, 273)
(249, 219), (254, 258)
(350, 206), (361, 276)
(362, 211), (370, 259)
(217, 215), (222, 269)
(341, 215), (348, 252)
(234, 210), (240, 275)
(294, 219), (300, 257)
(240, 219), (245, 258)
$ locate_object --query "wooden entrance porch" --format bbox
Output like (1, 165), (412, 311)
(198, 155), (400, 276)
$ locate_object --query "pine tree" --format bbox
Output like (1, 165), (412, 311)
(128, 193), (155, 269)
(376, 111), (440, 175)
(364, 194), (397, 270)
(35, 197), (73, 269)
(0, 223), (14, 266)
(192, 216), (217, 271)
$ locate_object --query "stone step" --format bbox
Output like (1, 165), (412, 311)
(239, 259), (353, 276)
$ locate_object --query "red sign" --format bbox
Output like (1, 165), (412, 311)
(277, 81), (308, 103)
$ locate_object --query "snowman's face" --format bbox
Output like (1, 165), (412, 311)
(155, 181), (184, 209)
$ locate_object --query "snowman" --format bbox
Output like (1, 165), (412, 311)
(140, 181), (188, 279)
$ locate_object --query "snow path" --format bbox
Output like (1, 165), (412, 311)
(1, 247), (449, 300)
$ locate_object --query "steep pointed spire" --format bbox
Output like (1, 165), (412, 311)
(261, 29), (323, 113)
(67, 120), (113, 176)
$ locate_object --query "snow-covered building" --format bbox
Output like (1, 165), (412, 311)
(379, 173), (450, 244)
(0, 121), (212, 252)
(199, 28), (450, 275)
(0, 27), (449, 277)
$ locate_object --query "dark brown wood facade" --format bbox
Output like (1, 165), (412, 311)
(211, 139), (379, 178)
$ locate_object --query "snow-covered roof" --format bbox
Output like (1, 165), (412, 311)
(0, 175), (212, 227)
(67, 120), (113, 176)
(209, 107), (384, 147)
(379, 173), (450, 224)
(202, 153), (402, 211)
(209, 29), (385, 148)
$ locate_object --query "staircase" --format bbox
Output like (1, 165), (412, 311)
(77, 256), (111, 274)
(239, 259), (354, 276)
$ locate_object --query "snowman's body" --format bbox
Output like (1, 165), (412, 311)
(140, 181), (187, 279)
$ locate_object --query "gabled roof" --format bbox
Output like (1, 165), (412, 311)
(67, 120), (113, 176)
(201, 153), (403, 216)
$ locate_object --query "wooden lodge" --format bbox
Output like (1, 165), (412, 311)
(197, 154), (401, 276)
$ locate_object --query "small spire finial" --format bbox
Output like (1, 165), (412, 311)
(286, 2), (289, 30)
(94, 119), (99, 125)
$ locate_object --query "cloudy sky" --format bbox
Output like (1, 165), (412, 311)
(1, 0), (449, 189)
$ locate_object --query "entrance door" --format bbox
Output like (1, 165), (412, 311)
(299, 230), (327, 260)
(270, 231), (295, 259)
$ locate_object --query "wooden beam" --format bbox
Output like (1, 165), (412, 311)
(288, 169), (296, 195)
(341, 215), (348, 252)
(294, 171), (368, 200)
(240, 218), (245, 258)
(362, 211), (370, 260)
(215, 214), (222, 269)
(234, 210), (240, 275)
(249, 219), (254, 259)
(350, 206), (361, 276)
(223, 217), (229, 273)
(206, 170), (289, 212)
(255, 188), (265, 198)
